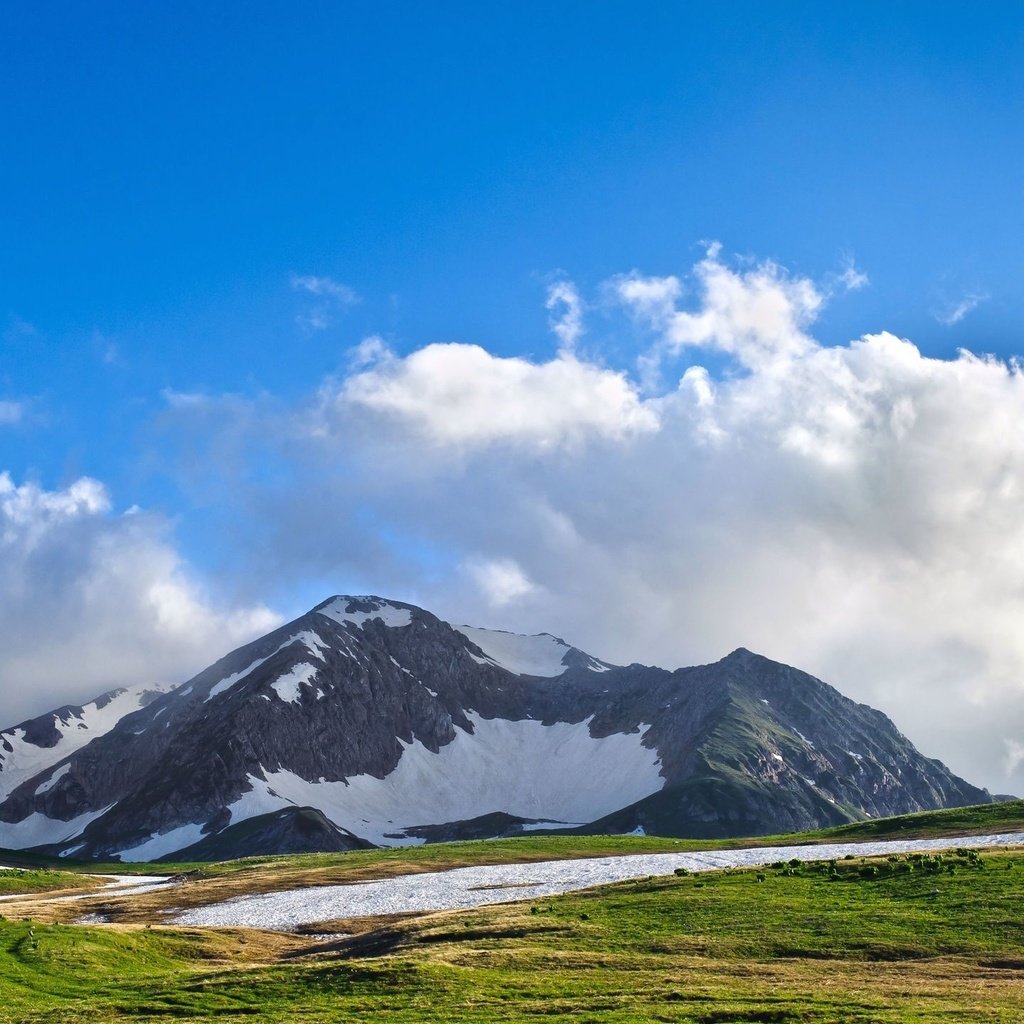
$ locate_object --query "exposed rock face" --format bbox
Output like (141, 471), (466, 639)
(0, 596), (990, 860)
(166, 807), (374, 862)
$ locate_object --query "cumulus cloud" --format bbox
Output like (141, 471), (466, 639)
(615, 245), (822, 370)
(152, 249), (1024, 795)
(0, 472), (280, 726)
(333, 341), (659, 451)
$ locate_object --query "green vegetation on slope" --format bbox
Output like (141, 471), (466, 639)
(0, 867), (92, 897)
(1, 846), (1023, 1022)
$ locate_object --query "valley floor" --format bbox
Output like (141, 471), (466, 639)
(1, 803), (1023, 1022)
(172, 830), (1024, 930)
(2, 846), (1024, 1022)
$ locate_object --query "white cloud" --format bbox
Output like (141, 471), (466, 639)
(545, 279), (584, 351)
(465, 558), (536, 606)
(934, 291), (989, 326)
(616, 246), (822, 371)
(291, 274), (360, 305)
(334, 342), (659, 451)
(291, 274), (360, 331)
(1005, 740), (1024, 777)
(0, 472), (280, 726)
(835, 257), (869, 292)
(0, 401), (23, 425)
(347, 334), (393, 370)
(154, 249), (1024, 795)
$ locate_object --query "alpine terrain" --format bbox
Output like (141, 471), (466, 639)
(0, 596), (991, 861)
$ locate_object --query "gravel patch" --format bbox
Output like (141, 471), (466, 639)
(173, 831), (1024, 931)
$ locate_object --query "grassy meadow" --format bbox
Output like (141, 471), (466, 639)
(0, 801), (1021, 1022)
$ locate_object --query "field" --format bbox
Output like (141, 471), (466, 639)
(0, 802), (1022, 1022)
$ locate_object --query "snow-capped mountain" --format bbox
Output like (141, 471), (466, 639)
(0, 595), (990, 861)
(0, 683), (171, 805)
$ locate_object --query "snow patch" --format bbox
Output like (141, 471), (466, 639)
(794, 729), (815, 749)
(173, 831), (1024, 931)
(519, 819), (584, 832)
(204, 630), (330, 703)
(117, 822), (208, 862)
(454, 627), (576, 677)
(224, 713), (662, 847)
(205, 655), (272, 702)
(318, 597), (413, 630)
(35, 763), (70, 795)
(0, 806), (113, 850)
(271, 663), (319, 704)
(293, 630), (329, 659)
(0, 684), (171, 802)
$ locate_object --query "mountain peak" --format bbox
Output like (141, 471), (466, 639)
(315, 595), (416, 629)
(0, 599), (991, 861)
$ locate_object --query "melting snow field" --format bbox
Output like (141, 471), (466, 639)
(0, 872), (171, 904)
(211, 713), (663, 851)
(455, 626), (584, 677)
(174, 831), (1024, 931)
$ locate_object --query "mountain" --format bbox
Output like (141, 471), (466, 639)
(0, 595), (990, 861)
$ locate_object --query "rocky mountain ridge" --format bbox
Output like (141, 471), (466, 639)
(0, 595), (990, 860)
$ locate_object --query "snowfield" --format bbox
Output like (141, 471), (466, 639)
(208, 712), (663, 851)
(0, 872), (171, 904)
(0, 805), (113, 851)
(0, 683), (171, 801)
(318, 597), (413, 630)
(454, 625), (612, 676)
(173, 831), (1024, 931)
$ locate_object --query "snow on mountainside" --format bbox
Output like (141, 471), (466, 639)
(0, 595), (993, 861)
(0, 682), (171, 803)
(454, 625), (614, 677)
(319, 595), (413, 629)
(207, 713), (659, 851)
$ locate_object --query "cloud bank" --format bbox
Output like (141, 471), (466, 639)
(243, 248), (1021, 794)
(5, 247), (1023, 798)
(0, 472), (279, 725)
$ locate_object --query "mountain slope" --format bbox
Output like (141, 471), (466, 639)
(0, 596), (990, 860)
(0, 682), (171, 804)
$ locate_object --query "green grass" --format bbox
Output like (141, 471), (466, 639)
(0, 801), (1021, 1021)
(0, 867), (91, 896)
(2, 848), (1023, 1022)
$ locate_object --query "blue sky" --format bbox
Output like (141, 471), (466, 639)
(3, 4), (1024, 790)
